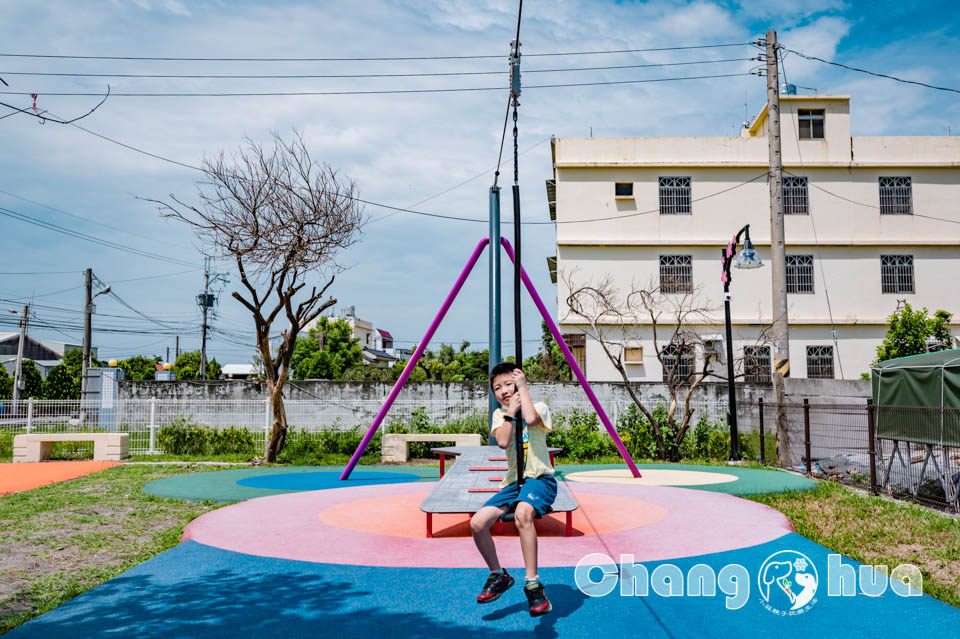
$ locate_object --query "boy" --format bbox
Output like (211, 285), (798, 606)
(470, 362), (555, 617)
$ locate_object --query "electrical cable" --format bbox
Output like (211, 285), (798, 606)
(0, 205), (197, 267)
(781, 46), (960, 95)
(0, 189), (191, 250)
(0, 71), (757, 97)
(0, 58), (756, 80)
(0, 42), (755, 63)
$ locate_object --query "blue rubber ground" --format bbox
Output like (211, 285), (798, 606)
(235, 471), (420, 490)
(8, 533), (957, 638)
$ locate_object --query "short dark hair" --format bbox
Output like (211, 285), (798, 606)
(489, 361), (520, 389)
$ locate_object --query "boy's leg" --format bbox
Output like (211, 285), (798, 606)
(513, 502), (539, 580)
(470, 505), (508, 571)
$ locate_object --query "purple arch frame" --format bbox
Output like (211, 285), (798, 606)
(340, 237), (640, 480)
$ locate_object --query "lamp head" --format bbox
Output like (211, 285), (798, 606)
(735, 237), (763, 269)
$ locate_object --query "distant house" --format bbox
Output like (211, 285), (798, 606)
(301, 306), (410, 367)
(220, 364), (256, 380)
(0, 334), (77, 379)
(0, 355), (61, 380)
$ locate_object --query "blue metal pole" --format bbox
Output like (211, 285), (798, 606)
(488, 187), (502, 438)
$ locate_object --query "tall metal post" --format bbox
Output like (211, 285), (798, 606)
(722, 265), (739, 460)
(200, 262), (210, 380)
(488, 187), (502, 437)
(766, 29), (792, 467)
(81, 268), (93, 400)
(12, 304), (28, 408)
(510, 37), (524, 486)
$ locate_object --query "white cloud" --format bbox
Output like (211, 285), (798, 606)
(0, 0), (953, 361)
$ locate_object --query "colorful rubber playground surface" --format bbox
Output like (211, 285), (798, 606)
(7, 462), (960, 637)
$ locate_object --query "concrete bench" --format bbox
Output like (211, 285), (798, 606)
(13, 433), (129, 463)
(381, 433), (482, 463)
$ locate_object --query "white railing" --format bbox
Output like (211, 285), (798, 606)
(0, 397), (729, 455)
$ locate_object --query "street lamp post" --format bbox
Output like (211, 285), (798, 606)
(721, 224), (763, 461)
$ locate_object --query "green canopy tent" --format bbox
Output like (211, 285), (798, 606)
(871, 349), (960, 503)
(872, 348), (960, 446)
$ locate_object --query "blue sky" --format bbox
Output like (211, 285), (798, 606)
(0, 0), (957, 365)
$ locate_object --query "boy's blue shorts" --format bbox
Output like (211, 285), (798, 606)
(483, 474), (558, 517)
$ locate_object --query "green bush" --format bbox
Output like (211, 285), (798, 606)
(0, 430), (12, 460)
(157, 416), (257, 456)
(278, 426), (384, 465)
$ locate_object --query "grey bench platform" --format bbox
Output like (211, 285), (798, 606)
(419, 445), (577, 538)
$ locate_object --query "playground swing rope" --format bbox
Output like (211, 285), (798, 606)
(340, 3), (640, 482)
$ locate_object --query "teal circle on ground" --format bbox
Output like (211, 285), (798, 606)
(554, 463), (816, 496)
(143, 465), (439, 502)
(142, 461), (814, 503)
(237, 471), (420, 490)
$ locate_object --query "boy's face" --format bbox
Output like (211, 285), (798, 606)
(492, 372), (516, 407)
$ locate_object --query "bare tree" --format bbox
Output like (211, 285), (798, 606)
(146, 132), (365, 461)
(565, 272), (783, 461)
(565, 273), (719, 460)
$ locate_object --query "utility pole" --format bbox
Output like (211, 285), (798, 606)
(766, 30), (792, 466)
(175, 335), (180, 359)
(11, 304), (28, 408)
(81, 268), (93, 400)
(199, 259), (211, 380)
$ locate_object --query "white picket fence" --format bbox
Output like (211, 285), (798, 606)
(0, 397), (729, 455)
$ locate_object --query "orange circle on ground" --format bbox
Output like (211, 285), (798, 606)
(317, 490), (670, 538)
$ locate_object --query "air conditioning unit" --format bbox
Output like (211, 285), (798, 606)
(702, 338), (723, 355)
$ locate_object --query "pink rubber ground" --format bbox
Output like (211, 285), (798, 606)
(183, 481), (794, 568)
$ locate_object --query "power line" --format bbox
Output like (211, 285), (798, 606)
(782, 46), (960, 95)
(0, 58), (755, 80)
(0, 71), (756, 97)
(0, 189), (190, 249)
(0, 205), (197, 267)
(0, 42), (754, 63)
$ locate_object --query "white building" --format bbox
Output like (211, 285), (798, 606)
(549, 93), (960, 382)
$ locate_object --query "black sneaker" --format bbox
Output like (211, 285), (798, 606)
(477, 570), (514, 603)
(524, 582), (552, 617)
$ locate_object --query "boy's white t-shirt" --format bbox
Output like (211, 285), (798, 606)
(491, 401), (554, 487)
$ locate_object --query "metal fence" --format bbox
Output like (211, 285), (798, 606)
(0, 397), (730, 456)
(746, 399), (960, 512)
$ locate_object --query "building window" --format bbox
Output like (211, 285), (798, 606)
(783, 176), (809, 215)
(562, 334), (586, 374)
(615, 182), (633, 197)
(660, 255), (693, 293)
(785, 255), (814, 293)
(658, 176), (691, 215)
(879, 177), (913, 215)
(798, 109), (825, 139)
(806, 345), (834, 379)
(743, 346), (771, 384)
(881, 255), (914, 294)
(662, 344), (695, 383)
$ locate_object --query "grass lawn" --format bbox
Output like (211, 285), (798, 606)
(0, 464), (224, 633)
(0, 460), (957, 634)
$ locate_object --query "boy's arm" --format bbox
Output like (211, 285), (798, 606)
(513, 369), (542, 427)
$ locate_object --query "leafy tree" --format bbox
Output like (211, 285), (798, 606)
(522, 321), (574, 382)
(874, 304), (954, 365)
(175, 350), (222, 380)
(42, 350), (89, 400)
(0, 365), (11, 400)
(20, 360), (43, 399)
(291, 318), (363, 380)
(118, 355), (162, 381)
